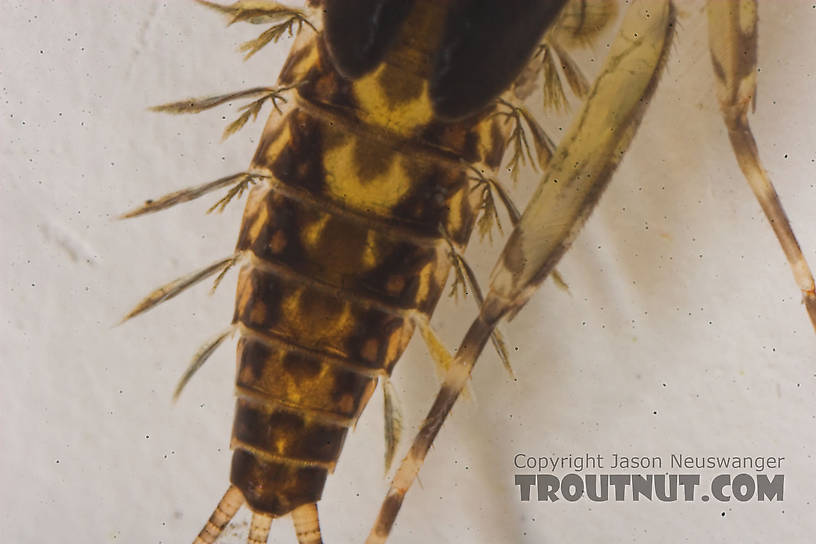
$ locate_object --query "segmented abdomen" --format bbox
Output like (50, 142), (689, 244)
(228, 8), (507, 517)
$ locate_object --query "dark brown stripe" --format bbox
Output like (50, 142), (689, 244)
(295, 95), (470, 172)
(237, 324), (386, 378)
(251, 170), (444, 249)
(232, 397), (348, 465)
(235, 386), (357, 428)
(234, 265), (409, 370)
(236, 336), (377, 421)
(246, 254), (422, 320)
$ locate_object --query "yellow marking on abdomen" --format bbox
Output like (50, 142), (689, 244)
(322, 139), (413, 212)
(301, 214), (331, 249)
(352, 68), (434, 136)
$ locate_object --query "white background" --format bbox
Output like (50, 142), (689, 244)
(2, 1), (815, 543)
